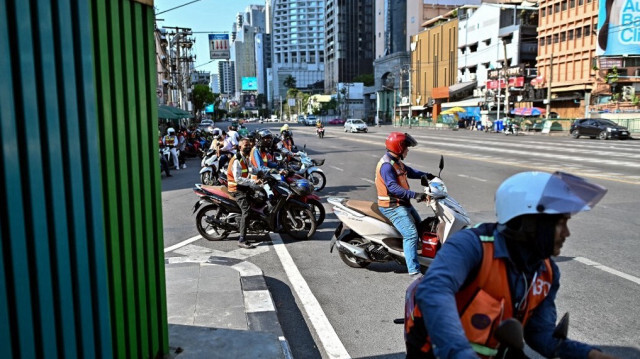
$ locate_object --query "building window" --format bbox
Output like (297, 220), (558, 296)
(579, 0), (584, 5)
(584, 24), (591, 36)
(541, 7), (546, 16)
(547, 35), (552, 44)
(548, 5), (553, 14)
(576, 27), (582, 38)
(562, 1), (567, 10)
(561, 32), (566, 41)
(570, 0), (575, 7)
(540, 37), (545, 46)
(568, 29), (574, 40)
(553, 34), (559, 43)
(470, 43), (478, 52)
(554, 3), (560, 12)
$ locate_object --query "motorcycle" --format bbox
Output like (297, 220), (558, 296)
(200, 149), (222, 185)
(160, 145), (180, 169)
(329, 156), (471, 270)
(504, 122), (519, 136)
(317, 127), (325, 139)
(279, 147), (326, 191)
(192, 171), (317, 241)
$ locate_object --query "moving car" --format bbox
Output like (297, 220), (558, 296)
(570, 118), (630, 140)
(305, 115), (318, 126)
(344, 119), (368, 133)
(328, 118), (345, 125)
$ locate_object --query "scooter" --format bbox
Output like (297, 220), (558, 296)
(199, 149), (221, 185)
(329, 156), (471, 270)
(279, 147), (326, 191)
(317, 127), (325, 138)
(505, 123), (520, 136)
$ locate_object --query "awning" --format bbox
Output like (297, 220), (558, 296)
(448, 81), (477, 97)
(411, 106), (426, 110)
(160, 105), (193, 118)
(550, 84), (592, 93)
(442, 97), (485, 108)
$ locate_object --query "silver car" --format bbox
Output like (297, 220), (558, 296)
(344, 119), (368, 133)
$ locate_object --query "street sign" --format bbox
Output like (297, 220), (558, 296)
(209, 34), (230, 60)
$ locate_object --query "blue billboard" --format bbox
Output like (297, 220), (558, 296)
(242, 77), (258, 91)
(205, 104), (215, 113)
(597, 0), (640, 55)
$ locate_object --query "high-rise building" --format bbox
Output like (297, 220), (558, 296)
(210, 74), (220, 94)
(270, 0), (326, 103)
(231, 5), (266, 99)
(324, 0), (375, 93)
(255, 33), (272, 102)
(218, 60), (236, 95)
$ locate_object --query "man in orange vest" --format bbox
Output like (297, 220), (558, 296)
(375, 132), (434, 276)
(405, 171), (616, 359)
(227, 138), (262, 249)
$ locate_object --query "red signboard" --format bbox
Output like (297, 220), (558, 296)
(486, 77), (524, 89)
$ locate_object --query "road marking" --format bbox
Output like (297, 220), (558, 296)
(329, 165), (344, 171)
(164, 234), (202, 253)
(458, 174), (487, 182)
(573, 257), (640, 286)
(271, 234), (350, 359)
(360, 178), (375, 184)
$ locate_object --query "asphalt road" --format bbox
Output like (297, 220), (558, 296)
(162, 122), (640, 359)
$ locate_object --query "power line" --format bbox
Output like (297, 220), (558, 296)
(155, 0), (201, 15)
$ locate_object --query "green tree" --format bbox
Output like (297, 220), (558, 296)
(284, 75), (297, 89)
(192, 84), (215, 116)
(353, 74), (374, 86)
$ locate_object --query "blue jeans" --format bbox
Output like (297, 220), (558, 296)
(379, 205), (421, 274)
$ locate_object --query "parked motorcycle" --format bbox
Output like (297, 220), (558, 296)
(200, 149), (222, 185)
(317, 127), (325, 139)
(160, 145), (180, 169)
(278, 147), (326, 191)
(505, 123), (520, 136)
(329, 156), (471, 270)
(192, 171), (317, 241)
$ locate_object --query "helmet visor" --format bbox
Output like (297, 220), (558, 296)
(404, 133), (418, 147)
(539, 172), (607, 215)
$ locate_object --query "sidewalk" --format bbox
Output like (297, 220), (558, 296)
(164, 250), (291, 359)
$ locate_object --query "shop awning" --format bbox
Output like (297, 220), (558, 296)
(411, 106), (426, 110)
(550, 84), (592, 93)
(442, 97), (485, 108)
(448, 81), (477, 97)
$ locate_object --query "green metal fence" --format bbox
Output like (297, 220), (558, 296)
(1, 0), (167, 358)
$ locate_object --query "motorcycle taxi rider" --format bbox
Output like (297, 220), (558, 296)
(250, 129), (281, 175)
(162, 127), (180, 170)
(227, 138), (263, 249)
(405, 171), (617, 359)
(375, 132), (435, 276)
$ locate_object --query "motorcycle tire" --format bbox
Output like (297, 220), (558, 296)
(280, 207), (316, 240)
(201, 172), (213, 185)
(195, 204), (229, 241)
(338, 236), (370, 268)
(307, 171), (326, 192)
(308, 198), (325, 226)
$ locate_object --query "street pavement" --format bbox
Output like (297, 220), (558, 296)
(162, 122), (640, 359)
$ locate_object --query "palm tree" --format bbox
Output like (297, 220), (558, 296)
(284, 75), (297, 89)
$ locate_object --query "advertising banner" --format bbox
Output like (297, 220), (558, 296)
(597, 0), (640, 56)
(205, 104), (215, 113)
(209, 33), (230, 59)
(241, 77), (258, 91)
(242, 94), (257, 109)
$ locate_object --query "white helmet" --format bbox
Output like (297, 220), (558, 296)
(167, 127), (175, 135)
(280, 124), (289, 132)
(495, 171), (607, 224)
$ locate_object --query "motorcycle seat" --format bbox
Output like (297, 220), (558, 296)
(201, 185), (235, 201)
(344, 200), (394, 226)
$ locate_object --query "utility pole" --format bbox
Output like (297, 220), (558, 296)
(546, 53), (553, 119)
(503, 40), (510, 118)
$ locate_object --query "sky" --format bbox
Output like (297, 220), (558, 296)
(154, 0), (261, 75)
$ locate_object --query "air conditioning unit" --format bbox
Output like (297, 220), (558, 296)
(622, 86), (636, 101)
(473, 89), (483, 97)
(470, 73), (477, 81)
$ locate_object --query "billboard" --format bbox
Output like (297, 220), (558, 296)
(204, 104), (215, 113)
(241, 77), (258, 91)
(597, 0), (640, 55)
(209, 33), (230, 59)
(242, 94), (257, 109)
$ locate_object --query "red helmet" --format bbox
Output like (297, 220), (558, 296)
(385, 132), (417, 155)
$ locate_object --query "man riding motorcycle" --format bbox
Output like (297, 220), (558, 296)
(162, 127), (180, 170)
(375, 132), (434, 276)
(405, 171), (615, 359)
(278, 130), (296, 156)
(250, 129), (279, 177)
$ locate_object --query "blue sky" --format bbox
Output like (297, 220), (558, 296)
(154, 0), (261, 75)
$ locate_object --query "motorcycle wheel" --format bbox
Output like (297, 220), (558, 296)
(280, 207), (316, 240)
(307, 171), (326, 191)
(195, 204), (229, 241)
(338, 236), (370, 268)
(308, 199), (325, 226)
(201, 172), (213, 185)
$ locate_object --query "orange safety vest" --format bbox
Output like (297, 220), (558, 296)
(374, 153), (410, 207)
(282, 138), (293, 151)
(405, 223), (554, 358)
(164, 135), (176, 147)
(250, 148), (271, 179)
(227, 154), (249, 193)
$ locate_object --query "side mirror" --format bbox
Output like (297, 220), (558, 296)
(304, 144), (307, 151)
(438, 155), (444, 171)
(494, 318), (525, 351)
(421, 175), (429, 187)
(553, 313), (569, 340)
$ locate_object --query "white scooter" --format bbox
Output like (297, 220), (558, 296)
(276, 145), (326, 191)
(329, 156), (471, 270)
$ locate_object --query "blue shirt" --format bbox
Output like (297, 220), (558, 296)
(415, 226), (597, 359)
(379, 152), (428, 202)
(250, 147), (278, 171)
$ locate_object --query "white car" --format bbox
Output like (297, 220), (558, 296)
(344, 119), (368, 133)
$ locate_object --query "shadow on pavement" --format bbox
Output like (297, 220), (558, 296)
(264, 275), (323, 359)
(597, 345), (640, 358)
(355, 353), (405, 359)
(321, 184), (370, 196)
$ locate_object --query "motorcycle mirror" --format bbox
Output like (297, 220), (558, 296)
(553, 313), (569, 340)
(494, 318), (525, 351)
(421, 175), (429, 187)
(304, 144), (307, 151)
(438, 155), (444, 177)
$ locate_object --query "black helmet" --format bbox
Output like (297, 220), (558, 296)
(257, 129), (273, 148)
(282, 130), (292, 139)
(247, 130), (257, 140)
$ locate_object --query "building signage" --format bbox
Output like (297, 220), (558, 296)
(209, 33), (230, 60)
(596, 0), (640, 56)
(599, 57), (623, 69)
(486, 77), (524, 89)
(488, 65), (524, 79)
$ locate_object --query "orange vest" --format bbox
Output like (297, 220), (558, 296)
(227, 155), (249, 193)
(282, 138), (293, 151)
(374, 153), (410, 207)
(405, 223), (554, 358)
(250, 148), (271, 179)
(164, 135), (176, 147)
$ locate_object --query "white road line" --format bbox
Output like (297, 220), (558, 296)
(271, 234), (350, 359)
(458, 174), (488, 182)
(164, 234), (202, 253)
(329, 165), (344, 171)
(573, 257), (640, 286)
(360, 178), (375, 184)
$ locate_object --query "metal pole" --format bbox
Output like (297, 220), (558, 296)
(546, 53), (553, 119)
(503, 40), (509, 118)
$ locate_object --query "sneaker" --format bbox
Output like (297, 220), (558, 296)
(238, 242), (255, 249)
(182, 164), (187, 169)
(175, 166), (180, 170)
(408, 272), (421, 277)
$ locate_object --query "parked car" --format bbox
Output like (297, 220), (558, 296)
(570, 118), (630, 140)
(297, 117), (305, 124)
(344, 119), (368, 133)
(328, 118), (345, 125)
(305, 115), (318, 126)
